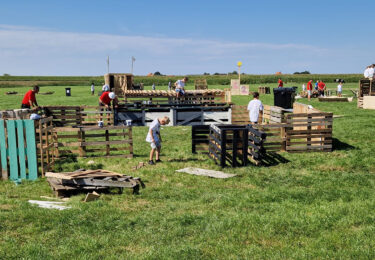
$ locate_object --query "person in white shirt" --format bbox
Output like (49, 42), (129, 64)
(368, 64), (375, 79)
(337, 82), (343, 97)
(146, 116), (170, 165)
(302, 83), (306, 92)
(91, 83), (95, 95)
(247, 92), (264, 124)
(174, 77), (189, 97)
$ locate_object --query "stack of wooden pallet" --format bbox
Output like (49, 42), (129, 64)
(46, 169), (144, 197)
(124, 89), (224, 97)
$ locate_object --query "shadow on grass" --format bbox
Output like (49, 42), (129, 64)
(260, 152), (290, 167)
(332, 138), (355, 151)
(167, 157), (208, 163)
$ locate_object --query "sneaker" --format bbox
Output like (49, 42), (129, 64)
(155, 159), (162, 163)
(148, 160), (155, 165)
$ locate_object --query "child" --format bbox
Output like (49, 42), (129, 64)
(174, 77), (188, 97)
(337, 82), (343, 97)
(146, 116), (170, 165)
(247, 92), (263, 124)
(91, 82), (95, 95)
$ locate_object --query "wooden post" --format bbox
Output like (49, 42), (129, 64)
(105, 129), (110, 156)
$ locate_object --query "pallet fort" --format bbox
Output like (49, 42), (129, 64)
(192, 102), (333, 157)
(0, 106), (134, 181)
(116, 89), (233, 126)
(358, 79), (375, 109)
(193, 124), (267, 167)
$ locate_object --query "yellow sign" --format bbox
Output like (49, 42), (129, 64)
(237, 61), (242, 67)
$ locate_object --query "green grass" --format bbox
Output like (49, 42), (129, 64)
(1, 83), (375, 259)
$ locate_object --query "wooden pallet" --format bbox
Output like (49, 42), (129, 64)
(195, 79), (208, 90)
(54, 125), (133, 158)
(192, 125), (210, 153)
(46, 169), (144, 197)
(285, 113), (333, 152)
(43, 106), (82, 127)
(35, 117), (56, 177)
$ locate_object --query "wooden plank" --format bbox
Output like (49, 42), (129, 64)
(0, 120), (8, 179)
(16, 120), (27, 179)
(25, 120), (38, 180)
(7, 120), (18, 180)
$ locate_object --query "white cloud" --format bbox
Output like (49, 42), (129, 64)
(0, 24), (356, 75)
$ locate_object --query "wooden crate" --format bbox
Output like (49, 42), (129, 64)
(359, 79), (375, 97)
(285, 113), (333, 152)
(192, 125), (210, 153)
(208, 124), (249, 167)
(54, 125), (133, 158)
(248, 125), (267, 165)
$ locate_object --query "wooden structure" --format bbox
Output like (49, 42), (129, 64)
(231, 105), (289, 125)
(43, 106), (114, 127)
(358, 79), (375, 108)
(248, 125), (267, 165)
(258, 86), (271, 94)
(123, 89), (229, 104)
(209, 124), (249, 167)
(104, 73), (134, 97)
(195, 79), (208, 90)
(230, 102), (333, 153)
(54, 125), (133, 158)
(117, 104), (231, 126)
(46, 169), (144, 197)
(284, 103), (333, 152)
(318, 97), (349, 102)
(0, 119), (38, 180)
(35, 117), (56, 177)
(363, 96), (375, 110)
(192, 125), (210, 153)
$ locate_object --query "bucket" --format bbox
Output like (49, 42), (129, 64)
(125, 120), (132, 126)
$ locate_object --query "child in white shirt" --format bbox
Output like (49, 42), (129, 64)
(247, 92), (264, 124)
(337, 82), (343, 97)
(146, 116), (170, 165)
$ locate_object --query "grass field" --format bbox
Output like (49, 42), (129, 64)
(1, 82), (375, 259)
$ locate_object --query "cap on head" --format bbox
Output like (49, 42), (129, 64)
(109, 92), (116, 99)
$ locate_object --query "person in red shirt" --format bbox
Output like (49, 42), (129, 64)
(99, 91), (118, 108)
(98, 91), (118, 123)
(317, 80), (326, 96)
(21, 85), (39, 109)
(306, 80), (313, 101)
(278, 78), (283, 88)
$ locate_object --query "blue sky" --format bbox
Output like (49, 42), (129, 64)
(0, 0), (374, 75)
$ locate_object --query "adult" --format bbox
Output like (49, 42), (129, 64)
(278, 78), (284, 88)
(174, 77), (188, 97)
(318, 80), (326, 96)
(168, 81), (172, 91)
(368, 64), (375, 79)
(99, 91), (118, 108)
(364, 66), (370, 78)
(306, 80), (313, 101)
(247, 92), (263, 124)
(21, 85), (39, 109)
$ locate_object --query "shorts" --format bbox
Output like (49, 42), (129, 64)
(150, 141), (161, 149)
(307, 90), (311, 96)
(21, 104), (31, 109)
(176, 88), (185, 95)
(337, 90), (342, 94)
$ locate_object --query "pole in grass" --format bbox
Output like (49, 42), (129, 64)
(131, 56), (136, 74)
(106, 56), (110, 74)
(237, 61), (242, 83)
